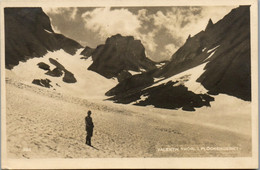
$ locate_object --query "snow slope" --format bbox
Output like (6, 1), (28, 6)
(151, 63), (208, 94)
(5, 79), (251, 158)
(10, 49), (117, 99)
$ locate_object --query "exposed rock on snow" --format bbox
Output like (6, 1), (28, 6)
(32, 78), (52, 88)
(63, 70), (77, 83)
(37, 62), (50, 70)
(47, 58), (77, 83)
(46, 67), (63, 77)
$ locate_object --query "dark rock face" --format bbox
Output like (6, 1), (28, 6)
(88, 34), (157, 78)
(197, 6), (251, 101)
(37, 62), (50, 70)
(136, 82), (214, 111)
(80, 46), (94, 59)
(156, 6), (251, 101)
(49, 58), (65, 70)
(63, 71), (77, 83)
(46, 58), (77, 83)
(46, 67), (63, 77)
(117, 70), (132, 83)
(107, 81), (214, 111)
(32, 79), (52, 88)
(106, 72), (154, 97)
(5, 8), (82, 69)
(205, 19), (214, 30)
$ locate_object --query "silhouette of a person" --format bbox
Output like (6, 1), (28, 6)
(85, 110), (94, 146)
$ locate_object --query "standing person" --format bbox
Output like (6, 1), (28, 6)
(85, 110), (94, 146)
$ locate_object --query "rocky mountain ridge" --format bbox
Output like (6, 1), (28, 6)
(5, 8), (82, 69)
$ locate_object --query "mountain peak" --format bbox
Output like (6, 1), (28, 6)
(105, 34), (135, 44)
(88, 34), (156, 79)
(186, 34), (191, 41)
(205, 18), (214, 30)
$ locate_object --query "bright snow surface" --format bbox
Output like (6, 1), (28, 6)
(150, 63), (208, 94)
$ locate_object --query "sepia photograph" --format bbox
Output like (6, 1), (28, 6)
(1, 0), (258, 169)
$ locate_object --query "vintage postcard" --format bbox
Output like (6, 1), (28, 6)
(1, 0), (258, 169)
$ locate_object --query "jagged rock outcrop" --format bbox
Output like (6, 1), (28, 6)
(32, 78), (52, 88)
(205, 19), (214, 30)
(117, 70), (132, 83)
(5, 8), (82, 69)
(46, 68), (63, 77)
(88, 34), (157, 78)
(63, 71), (77, 83)
(80, 46), (94, 59)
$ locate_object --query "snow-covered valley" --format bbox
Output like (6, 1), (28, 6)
(5, 53), (252, 158)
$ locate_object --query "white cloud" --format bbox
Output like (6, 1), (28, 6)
(81, 7), (141, 38)
(42, 7), (54, 14)
(152, 8), (200, 43)
(136, 32), (157, 53)
(160, 44), (178, 60)
(42, 7), (78, 20)
(152, 6), (236, 44)
(137, 9), (150, 22)
(201, 6), (236, 24)
(48, 17), (61, 33)
(52, 25), (61, 34)
(70, 8), (78, 20)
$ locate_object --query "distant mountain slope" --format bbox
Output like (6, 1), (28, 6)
(156, 6), (251, 101)
(5, 8), (82, 69)
(106, 63), (215, 111)
(106, 6), (251, 110)
(87, 34), (157, 78)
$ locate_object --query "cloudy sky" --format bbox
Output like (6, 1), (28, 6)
(43, 6), (236, 62)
